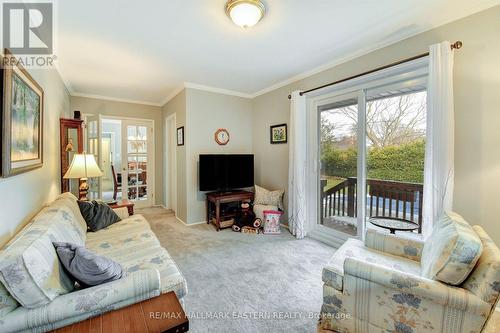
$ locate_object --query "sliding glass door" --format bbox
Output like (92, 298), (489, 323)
(315, 79), (427, 241)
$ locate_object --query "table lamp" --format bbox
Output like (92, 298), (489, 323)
(63, 153), (103, 201)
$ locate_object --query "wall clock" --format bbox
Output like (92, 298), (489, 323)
(215, 128), (230, 145)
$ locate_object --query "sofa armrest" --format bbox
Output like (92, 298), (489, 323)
(343, 257), (490, 315)
(364, 229), (424, 262)
(0, 269), (161, 333)
(113, 207), (130, 220)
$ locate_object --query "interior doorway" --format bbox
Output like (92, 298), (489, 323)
(83, 115), (155, 208)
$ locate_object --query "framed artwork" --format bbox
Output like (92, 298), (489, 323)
(1, 49), (44, 177)
(270, 123), (287, 144)
(177, 126), (184, 146)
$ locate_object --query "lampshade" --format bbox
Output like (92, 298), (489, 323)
(64, 153), (103, 179)
(226, 0), (265, 28)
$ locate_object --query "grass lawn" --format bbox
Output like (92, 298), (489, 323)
(321, 175), (346, 191)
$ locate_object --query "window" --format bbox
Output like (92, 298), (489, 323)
(309, 58), (429, 245)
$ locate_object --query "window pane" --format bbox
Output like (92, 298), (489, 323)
(320, 102), (358, 236)
(365, 91), (426, 234)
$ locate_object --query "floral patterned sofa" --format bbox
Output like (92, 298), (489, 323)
(320, 212), (500, 333)
(0, 193), (187, 332)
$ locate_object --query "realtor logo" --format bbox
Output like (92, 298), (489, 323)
(2, 2), (53, 54)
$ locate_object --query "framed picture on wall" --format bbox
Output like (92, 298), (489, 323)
(1, 49), (44, 177)
(270, 123), (287, 144)
(177, 126), (184, 146)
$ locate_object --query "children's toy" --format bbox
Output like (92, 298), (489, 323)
(262, 210), (283, 234)
(232, 201), (262, 232)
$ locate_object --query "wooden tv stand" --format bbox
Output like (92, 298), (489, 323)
(206, 190), (254, 231)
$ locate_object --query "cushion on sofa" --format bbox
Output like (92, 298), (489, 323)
(53, 242), (124, 287)
(322, 238), (421, 291)
(421, 212), (483, 285)
(78, 200), (121, 231)
(0, 193), (87, 308)
(86, 215), (188, 299)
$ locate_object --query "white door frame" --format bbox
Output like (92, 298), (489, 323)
(306, 57), (429, 247)
(165, 114), (177, 212)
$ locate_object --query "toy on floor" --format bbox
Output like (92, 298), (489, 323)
(262, 210), (283, 234)
(232, 201), (262, 232)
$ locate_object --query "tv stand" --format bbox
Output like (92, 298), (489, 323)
(206, 190), (254, 231)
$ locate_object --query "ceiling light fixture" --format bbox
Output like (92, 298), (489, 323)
(225, 0), (266, 28)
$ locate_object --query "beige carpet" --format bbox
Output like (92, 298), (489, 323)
(138, 207), (499, 333)
(138, 207), (335, 333)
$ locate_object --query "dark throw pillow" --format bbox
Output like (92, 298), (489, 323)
(53, 242), (124, 287)
(77, 200), (121, 231)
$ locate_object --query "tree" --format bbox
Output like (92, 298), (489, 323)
(320, 117), (336, 145)
(334, 92), (426, 148)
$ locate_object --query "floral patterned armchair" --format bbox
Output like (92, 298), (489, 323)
(320, 215), (500, 333)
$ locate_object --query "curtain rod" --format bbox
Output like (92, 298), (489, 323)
(287, 40), (462, 100)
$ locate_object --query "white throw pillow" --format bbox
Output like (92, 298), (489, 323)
(254, 185), (284, 210)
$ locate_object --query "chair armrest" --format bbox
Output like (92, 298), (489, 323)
(364, 229), (424, 262)
(344, 257), (491, 315)
(113, 207), (130, 220)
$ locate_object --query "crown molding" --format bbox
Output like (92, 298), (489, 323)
(183, 82), (253, 99)
(71, 92), (163, 107)
(250, 4), (496, 98)
(65, 2), (496, 106)
(250, 32), (426, 98)
(159, 85), (186, 107)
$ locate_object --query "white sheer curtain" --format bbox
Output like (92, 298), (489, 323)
(423, 41), (455, 237)
(288, 91), (307, 239)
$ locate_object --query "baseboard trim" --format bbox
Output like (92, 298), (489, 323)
(154, 204), (166, 208)
(175, 217), (207, 226)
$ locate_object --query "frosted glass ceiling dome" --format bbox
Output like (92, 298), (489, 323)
(225, 0), (266, 28)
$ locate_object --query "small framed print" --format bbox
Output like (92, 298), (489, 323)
(270, 123), (287, 144)
(177, 126), (184, 146)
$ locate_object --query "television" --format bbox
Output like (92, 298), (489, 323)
(199, 154), (254, 191)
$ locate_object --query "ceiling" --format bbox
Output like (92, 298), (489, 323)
(57, 0), (500, 106)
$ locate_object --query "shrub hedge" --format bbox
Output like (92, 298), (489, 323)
(321, 140), (425, 183)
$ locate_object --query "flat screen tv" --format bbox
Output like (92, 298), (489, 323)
(199, 154), (254, 191)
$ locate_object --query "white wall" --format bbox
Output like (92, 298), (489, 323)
(252, 6), (500, 244)
(0, 68), (70, 247)
(185, 88), (253, 224)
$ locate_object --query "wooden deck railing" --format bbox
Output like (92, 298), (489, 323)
(321, 177), (424, 233)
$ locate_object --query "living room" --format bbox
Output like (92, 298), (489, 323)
(0, 1), (499, 332)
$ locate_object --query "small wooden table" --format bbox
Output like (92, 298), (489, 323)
(206, 190), (254, 231)
(51, 291), (188, 333)
(108, 199), (134, 216)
